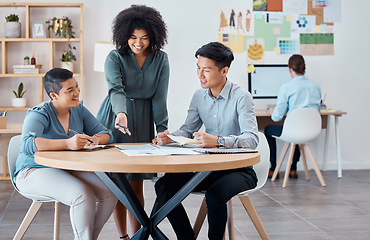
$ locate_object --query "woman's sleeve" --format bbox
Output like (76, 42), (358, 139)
(105, 52), (127, 115)
(20, 110), (49, 155)
(151, 53), (170, 133)
(272, 85), (289, 122)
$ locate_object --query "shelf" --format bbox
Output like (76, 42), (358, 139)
(0, 107), (30, 111)
(0, 73), (81, 78)
(1, 2), (84, 111)
(0, 74), (44, 77)
(0, 38), (81, 42)
(0, 3), (82, 7)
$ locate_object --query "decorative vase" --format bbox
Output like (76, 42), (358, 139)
(49, 18), (66, 38)
(5, 22), (21, 38)
(12, 98), (27, 108)
(61, 61), (74, 72)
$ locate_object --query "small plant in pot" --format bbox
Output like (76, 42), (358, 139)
(46, 16), (75, 39)
(5, 14), (21, 38)
(60, 44), (76, 72)
(12, 82), (27, 108)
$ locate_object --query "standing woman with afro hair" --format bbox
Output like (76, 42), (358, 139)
(96, 5), (169, 239)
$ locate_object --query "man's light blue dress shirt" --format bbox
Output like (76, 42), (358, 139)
(172, 80), (258, 149)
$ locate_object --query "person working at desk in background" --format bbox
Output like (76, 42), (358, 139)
(152, 42), (259, 240)
(265, 54), (321, 179)
(96, 5), (170, 240)
(14, 68), (117, 240)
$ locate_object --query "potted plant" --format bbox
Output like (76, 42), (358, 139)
(60, 44), (76, 72)
(12, 82), (27, 107)
(46, 16), (76, 71)
(46, 16), (75, 39)
(5, 14), (21, 38)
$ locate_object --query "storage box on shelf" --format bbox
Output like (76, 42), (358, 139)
(0, 3), (84, 112)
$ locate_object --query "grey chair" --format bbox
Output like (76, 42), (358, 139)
(7, 135), (61, 240)
(193, 132), (270, 240)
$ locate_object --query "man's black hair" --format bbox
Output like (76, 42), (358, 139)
(195, 42), (234, 70)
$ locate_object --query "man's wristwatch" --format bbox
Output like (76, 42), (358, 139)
(218, 136), (225, 147)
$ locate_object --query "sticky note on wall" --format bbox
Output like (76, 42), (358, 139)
(274, 47), (281, 54)
(247, 64), (255, 73)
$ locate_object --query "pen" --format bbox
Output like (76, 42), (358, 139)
(116, 123), (129, 130)
(69, 128), (94, 143)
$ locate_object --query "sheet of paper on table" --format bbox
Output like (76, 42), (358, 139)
(115, 144), (201, 156)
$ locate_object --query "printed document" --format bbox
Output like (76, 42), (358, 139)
(116, 144), (201, 156)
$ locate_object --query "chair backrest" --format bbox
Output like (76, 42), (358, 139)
(8, 135), (58, 202)
(8, 135), (22, 184)
(254, 132), (270, 189)
(279, 108), (321, 144)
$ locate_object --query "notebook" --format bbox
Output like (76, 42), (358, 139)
(194, 148), (258, 154)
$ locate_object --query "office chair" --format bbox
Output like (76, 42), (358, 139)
(271, 108), (326, 188)
(7, 135), (61, 240)
(192, 132), (270, 240)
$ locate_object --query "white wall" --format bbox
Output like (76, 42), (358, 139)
(2, 0), (370, 171)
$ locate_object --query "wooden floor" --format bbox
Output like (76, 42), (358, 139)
(1, 170), (370, 240)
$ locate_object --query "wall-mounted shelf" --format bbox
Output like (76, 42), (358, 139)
(0, 3), (84, 111)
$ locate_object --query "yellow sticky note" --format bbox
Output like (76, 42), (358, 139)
(274, 47), (281, 55)
(315, 26), (321, 33)
(286, 15), (293, 22)
(247, 64), (255, 73)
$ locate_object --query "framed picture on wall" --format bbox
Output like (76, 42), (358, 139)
(32, 21), (46, 38)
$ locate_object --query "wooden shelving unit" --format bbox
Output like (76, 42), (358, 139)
(0, 3), (84, 111)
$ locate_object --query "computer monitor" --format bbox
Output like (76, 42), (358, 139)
(248, 64), (291, 99)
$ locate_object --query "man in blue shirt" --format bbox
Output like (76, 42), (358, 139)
(265, 54), (321, 178)
(152, 42), (259, 240)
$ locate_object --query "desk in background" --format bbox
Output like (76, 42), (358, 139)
(255, 109), (347, 178)
(0, 124), (22, 180)
(35, 145), (260, 240)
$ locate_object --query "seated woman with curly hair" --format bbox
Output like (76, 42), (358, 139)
(96, 4), (169, 240)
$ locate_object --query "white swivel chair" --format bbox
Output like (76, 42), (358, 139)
(193, 132), (270, 240)
(271, 108), (326, 188)
(7, 135), (61, 240)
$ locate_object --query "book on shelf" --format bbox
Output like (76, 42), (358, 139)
(13, 68), (40, 74)
(13, 64), (42, 69)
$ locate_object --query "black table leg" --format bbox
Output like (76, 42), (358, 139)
(96, 171), (211, 240)
(151, 171), (211, 231)
(95, 172), (150, 239)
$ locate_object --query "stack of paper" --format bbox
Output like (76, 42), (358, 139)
(13, 65), (42, 74)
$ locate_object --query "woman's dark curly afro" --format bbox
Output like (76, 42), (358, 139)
(113, 5), (168, 55)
